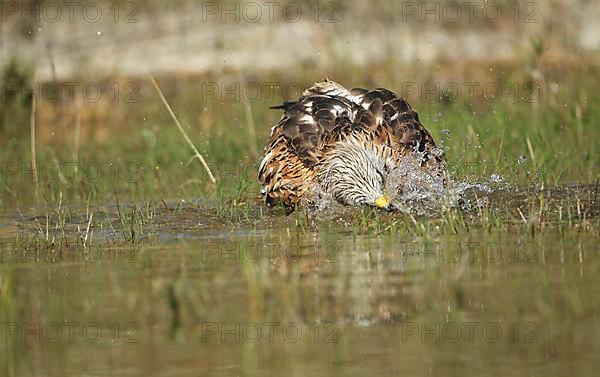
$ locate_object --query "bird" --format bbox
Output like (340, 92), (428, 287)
(258, 78), (446, 212)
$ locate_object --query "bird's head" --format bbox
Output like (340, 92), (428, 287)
(318, 139), (397, 211)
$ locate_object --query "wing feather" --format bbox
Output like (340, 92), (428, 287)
(258, 93), (358, 207)
(353, 88), (446, 176)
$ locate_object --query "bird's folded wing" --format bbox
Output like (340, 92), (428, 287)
(258, 95), (357, 207)
(352, 87), (446, 173)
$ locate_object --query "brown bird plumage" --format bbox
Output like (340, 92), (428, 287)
(258, 79), (446, 211)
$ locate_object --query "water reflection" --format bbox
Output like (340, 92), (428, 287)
(1, 185), (599, 376)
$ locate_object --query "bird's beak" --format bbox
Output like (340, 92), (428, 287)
(374, 195), (391, 210)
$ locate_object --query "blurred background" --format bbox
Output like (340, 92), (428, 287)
(2, 0), (599, 79)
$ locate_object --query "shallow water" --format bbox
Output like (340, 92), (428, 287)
(1, 184), (599, 377)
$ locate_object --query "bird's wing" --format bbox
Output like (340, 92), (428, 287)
(351, 87), (446, 176)
(258, 95), (357, 207)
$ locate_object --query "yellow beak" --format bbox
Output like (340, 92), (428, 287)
(374, 195), (390, 209)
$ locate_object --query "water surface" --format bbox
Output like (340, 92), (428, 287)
(1, 184), (599, 377)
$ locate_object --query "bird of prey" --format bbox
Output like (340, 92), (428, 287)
(258, 79), (446, 212)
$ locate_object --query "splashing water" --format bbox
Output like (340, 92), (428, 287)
(386, 156), (495, 215)
(386, 156), (447, 214)
(302, 154), (498, 216)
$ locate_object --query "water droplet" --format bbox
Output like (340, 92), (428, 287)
(96, 31), (102, 36)
(489, 174), (502, 183)
(518, 155), (527, 165)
